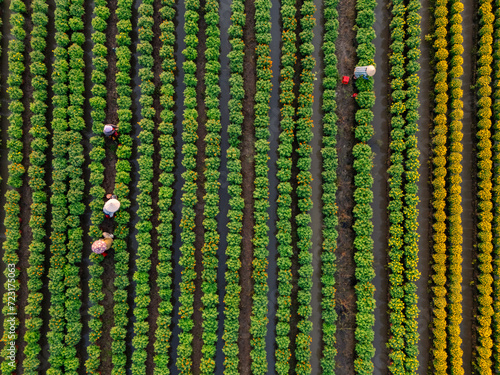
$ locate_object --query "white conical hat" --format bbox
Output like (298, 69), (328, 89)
(366, 65), (376, 76)
(92, 240), (107, 254)
(104, 198), (121, 212)
(104, 124), (114, 132)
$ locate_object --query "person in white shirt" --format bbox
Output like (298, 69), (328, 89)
(103, 194), (120, 218)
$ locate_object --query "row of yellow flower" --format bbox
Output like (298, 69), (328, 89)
(476, 0), (494, 373)
(430, 0), (465, 373)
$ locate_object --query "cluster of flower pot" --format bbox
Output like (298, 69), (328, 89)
(1, 1), (23, 372)
(223, 0), (245, 372)
(250, 1), (272, 373)
(430, 0), (465, 372)
(320, 0), (339, 373)
(176, 0), (200, 372)
(275, 0), (297, 373)
(386, 0), (421, 373)
(353, 0), (376, 372)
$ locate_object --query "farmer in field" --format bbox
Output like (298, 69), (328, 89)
(103, 124), (119, 139)
(103, 194), (121, 218)
(91, 232), (114, 257)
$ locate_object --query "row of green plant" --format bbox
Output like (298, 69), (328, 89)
(201, 0), (222, 373)
(153, 0), (176, 370)
(64, 0), (86, 372)
(176, 0), (200, 372)
(1, 0), (23, 373)
(295, 1), (315, 374)
(275, 0), (297, 373)
(401, 0), (421, 372)
(251, 0), (272, 373)
(47, 0), (71, 371)
(132, 0), (156, 372)
(86, 0), (110, 372)
(475, 0), (494, 372)
(353, 0), (376, 372)
(23, 0), (49, 373)
(386, 0), (421, 373)
(223, 0), (245, 372)
(110, 0), (134, 372)
(320, 0), (339, 373)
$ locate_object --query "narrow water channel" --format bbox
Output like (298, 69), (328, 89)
(169, 0), (186, 372)
(310, 1), (324, 373)
(459, 0), (475, 371)
(217, 0), (231, 371)
(372, 0), (391, 371)
(416, 0), (432, 371)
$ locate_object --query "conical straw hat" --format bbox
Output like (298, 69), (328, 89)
(104, 198), (121, 212)
(92, 240), (107, 254)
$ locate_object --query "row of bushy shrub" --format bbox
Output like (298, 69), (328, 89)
(1, 0), (22, 373)
(250, 1), (272, 373)
(176, 0), (200, 372)
(320, 0), (339, 373)
(223, 0), (245, 372)
(353, 0), (376, 372)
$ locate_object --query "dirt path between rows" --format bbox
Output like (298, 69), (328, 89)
(98, 0), (119, 372)
(334, 0), (358, 372)
(238, 0), (256, 373)
(372, 0), (391, 371)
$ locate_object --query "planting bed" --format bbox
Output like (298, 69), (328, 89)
(0, 0), (496, 374)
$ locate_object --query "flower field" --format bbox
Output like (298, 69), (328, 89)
(0, 0), (495, 374)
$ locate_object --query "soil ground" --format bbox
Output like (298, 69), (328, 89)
(238, 0), (256, 373)
(98, 0), (119, 372)
(334, 0), (358, 372)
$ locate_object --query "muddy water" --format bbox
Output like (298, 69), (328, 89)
(310, 1), (324, 374)
(217, 0), (231, 372)
(372, 0), (390, 372)
(79, 0), (96, 370)
(169, 0), (186, 372)
(459, 0), (475, 372)
(264, 0), (280, 373)
(416, 0), (432, 371)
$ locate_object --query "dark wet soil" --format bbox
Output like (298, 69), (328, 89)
(334, 0), (358, 372)
(98, 0), (119, 373)
(372, 0), (390, 371)
(238, 0), (256, 373)
(310, 3), (324, 374)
